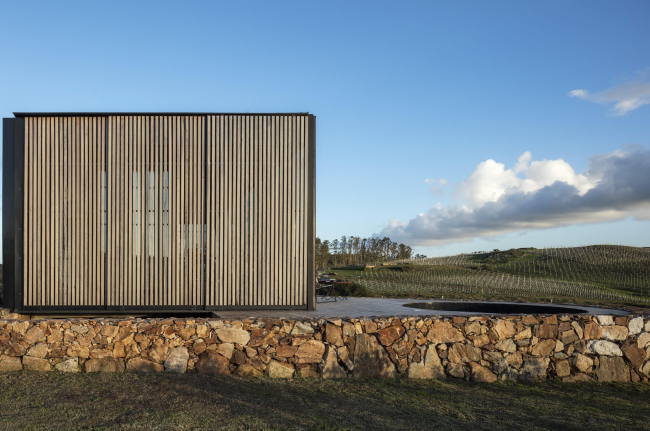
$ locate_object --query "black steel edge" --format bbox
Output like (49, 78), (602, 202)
(16, 118), (25, 312)
(307, 114), (316, 311)
(21, 305), (309, 313)
(2, 119), (16, 309)
(6, 119), (26, 311)
(13, 112), (312, 118)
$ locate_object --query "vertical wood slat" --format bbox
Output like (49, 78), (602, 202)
(204, 114), (310, 307)
(23, 116), (104, 307)
(23, 113), (311, 310)
(105, 115), (203, 306)
(301, 115), (307, 305)
(25, 118), (31, 306)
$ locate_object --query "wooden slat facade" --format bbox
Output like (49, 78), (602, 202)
(204, 115), (309, 306)
(22, 117), (105, 307)
(3, 113), (315, 311)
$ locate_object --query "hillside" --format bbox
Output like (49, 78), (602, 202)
(354, 245), (650, 307)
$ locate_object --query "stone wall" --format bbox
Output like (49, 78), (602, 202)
(0, 313), (649, 382)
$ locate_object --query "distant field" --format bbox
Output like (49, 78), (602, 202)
(348, 245), (650, 308)
(0, 372), (649, 430)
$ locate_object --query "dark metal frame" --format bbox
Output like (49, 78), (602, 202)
(14, 113), (312, 118)
(2, 118), (25, 311)
(3, 113), (316, 313)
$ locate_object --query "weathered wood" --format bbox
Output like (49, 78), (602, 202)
(21, 114), (312, 309)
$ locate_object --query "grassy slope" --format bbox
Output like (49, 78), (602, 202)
(349, 245), (650, 309)
(0, 372), (648, 430)
(475, 246), (650, 297)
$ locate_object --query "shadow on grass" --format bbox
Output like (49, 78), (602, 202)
(0, 372), (649, 430)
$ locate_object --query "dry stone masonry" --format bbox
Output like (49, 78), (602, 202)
(0, 311), (649, 382)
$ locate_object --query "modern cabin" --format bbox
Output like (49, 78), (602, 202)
(2, 113), (315, 313)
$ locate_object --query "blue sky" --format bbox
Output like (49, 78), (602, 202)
(1, 1), (649, 258)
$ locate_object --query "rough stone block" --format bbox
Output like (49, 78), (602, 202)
(537, 324), (558, 339)
(601, 325), (628, 341)
(295, 340), (325, 364)
(446, 362), (466, 379)
(322, 345), (347, 379)
(22, 356), (50, 371)
(555, 359), (571, 377)
(596, 315), (614, 326)
(408, 346), (445, 379)
(628, 317), (643, 336)
(85, 358), (125, 373)
(195, 351), (230, 374)
(514, 327), (531, 341)
(596, 356), (630, 382)
(448, 343), (482, 363)
(0, 356), (22, 371)
(589, 340), (623, 357)
(519, 358), (549, 382)
(267, 360), (295, 378)
(495, 338), (517, 353)
(352, 334), (396, 378)
(164, 347), (189, 373)
(621, 343), (645, 369)
(290, 322), (314, 335)
(4, 343), (26, 357)
(572, 354), (594, 373)
(234, 364), (263, 377)
(638, 333), (650, 349)
(127, 357), (164, 373)
(216, 328), (251, 345)
(55, 358), (81, 373)
(27, 343), (48, 359)
(325, 323), (343, 346)
(493, 320), (517, 340)
(468, 361), (497, 382)
(531, 339), (556, 357)
(215, 343), (234, 359)
(25, 327), (46, 345)
(427, 321), (464, 344)
(377, 325), (405, 346)
(571, 321), (584, 339)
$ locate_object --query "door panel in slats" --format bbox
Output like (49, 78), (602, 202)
(24, 117), (105, 306)
(106, 116), (204, 306)
(205, 115), (310, 306)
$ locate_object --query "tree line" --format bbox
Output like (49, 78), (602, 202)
(315, 236), (424, 269)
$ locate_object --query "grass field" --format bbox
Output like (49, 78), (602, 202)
(0, 372), (649, 430)
(337, 245), (650, 309)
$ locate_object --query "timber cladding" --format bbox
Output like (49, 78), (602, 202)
(2, 113), (316, 312)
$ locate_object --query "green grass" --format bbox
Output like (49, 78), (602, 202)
(353, 245), (650, 308)
(0, 372), (648, 430)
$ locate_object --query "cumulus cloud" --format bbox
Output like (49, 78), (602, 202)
(568, 89), (589, 99)
(379, 146), (650, 246)
(569, 71), (650, 115)
(424, 178), (448, 196)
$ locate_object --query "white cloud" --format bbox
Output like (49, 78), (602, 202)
(569, 71), (650, 115)
(425, 178), (448, 196)
(379, 147), (650, 246)
(568, 89), (589, 99)
(513, 151), (531, 173)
